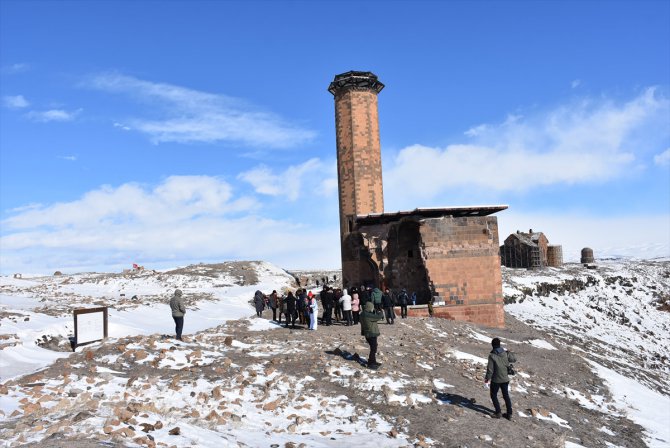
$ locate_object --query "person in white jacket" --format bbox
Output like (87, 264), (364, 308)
(309, 296), (318, 331)
(339, 289), (353, 326)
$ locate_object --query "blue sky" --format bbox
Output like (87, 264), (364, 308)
(1, 0), (669, 274)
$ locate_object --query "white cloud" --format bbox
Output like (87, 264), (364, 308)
(571, 79), (582, 89)
(1, 63), (30, 74)
(654, 148), (670, 167)
(58, 155), (77, 161)
(498, 211), (670, 261)
(238, 158), (337, 201)
(0, 175), (340, 274)
(26, 108), (82, 122)
(3, 95), (30, 109)
(88, 73), (316, 147)
(385, 88), (669, 203)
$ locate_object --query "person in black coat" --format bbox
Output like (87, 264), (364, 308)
(397, 288), (409, 318)
(381, 288), (395, 324)
(284, 291), (297, 328)
(321, 287), (334, 326)
(253, 290), (265, 317)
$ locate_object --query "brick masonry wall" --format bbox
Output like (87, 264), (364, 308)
(419, 216), (505, 328)
(398, 304), (505, 328)
(334, 89), (384, 240)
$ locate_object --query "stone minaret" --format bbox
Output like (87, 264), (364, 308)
(328, 71), (385, 243)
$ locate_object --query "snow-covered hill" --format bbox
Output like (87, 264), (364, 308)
(0, 259), (668, 447)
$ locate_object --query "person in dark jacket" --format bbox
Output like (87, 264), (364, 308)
(360, 301), (383, 369)
(269, 290), (279, 321)
(484, 337), (516, 420)
(253, 290), (265, 317)
(283, 291), (297, 328)
(371, 287), (383, 312)
(334, 288), (343, 322)
(296, 289), (307, 325)
(321, 287), (334, 326)
(397, 289), (409, 318)
(170, 289), (186, 340)
(381, 288), (395, 324)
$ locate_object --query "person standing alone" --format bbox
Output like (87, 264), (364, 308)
(360, 301), (383, 369)
(484, 337), (516, 420)
(397, 288), (409, 318)
(170, 289), (186, 341)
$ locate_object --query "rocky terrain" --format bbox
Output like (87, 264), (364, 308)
(0, 259), (668, 448)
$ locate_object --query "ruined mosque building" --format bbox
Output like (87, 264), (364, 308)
(328, 71), (507, 328)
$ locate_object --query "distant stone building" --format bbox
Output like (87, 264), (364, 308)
(500, 229), (563, 269)
(329, 71), (506, 328)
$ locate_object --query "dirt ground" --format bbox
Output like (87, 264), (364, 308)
(1, 308), (646, 448)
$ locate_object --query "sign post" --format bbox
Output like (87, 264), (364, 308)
(73, 307), (108, 350)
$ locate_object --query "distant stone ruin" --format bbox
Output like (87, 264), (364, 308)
(329, 71), (506, 328)
(500, 229), (563, 269)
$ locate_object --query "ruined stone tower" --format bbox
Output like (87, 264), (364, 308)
(328, 71), (385, 241)
(328, 70), (506, 328)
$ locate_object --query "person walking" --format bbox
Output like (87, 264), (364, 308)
(351, 288), (360, 325)
(398, 288), (409, 318)
(339, 288), (353, 326)
(484, 337), (516, 420)
(360, 302), (383, 369)
(309, 295), (318, 330)
(284, 291), (297, 329)
(411, 291), (417, 306)
(382, 288), (395, 324)
(170, 289), (186, 341)
(253, 290), (265, 318)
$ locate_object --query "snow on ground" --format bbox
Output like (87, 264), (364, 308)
(588, 360), (670, 448)
(0, 261), (293, 381)
(2, 258), (669, 447)
(503, 259), (670, 448)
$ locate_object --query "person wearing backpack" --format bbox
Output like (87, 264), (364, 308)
(397, 288), (409, 318)
(484, 337), (517, 420)
(371, 287), (383, 312)
(360, 302), (383, 369)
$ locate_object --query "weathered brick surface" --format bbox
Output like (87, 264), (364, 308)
(334, 88), (384, 239)
(330, 72), (504, 328)
(401, 303), (505, 328)
(344, 215), (505, 328)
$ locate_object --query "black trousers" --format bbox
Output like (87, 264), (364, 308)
(400, 304), (408, 318)
(490, 382), (512, 414)
(285, 311), (296, 327)
(343, 309), (352, 325)
(172, 316), (184, 340)
(271, 307), (277, 321)
(323, 305), (333, 325)
(353, 311), (360, 324)
(365, 336), (378, 365)
(384, 306), (395, 324)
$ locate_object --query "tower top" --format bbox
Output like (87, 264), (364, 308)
(328, 71), (384, 96)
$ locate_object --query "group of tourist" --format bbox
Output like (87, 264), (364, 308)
(253, 285), (418, 330)
(169, 285), (516, 420)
